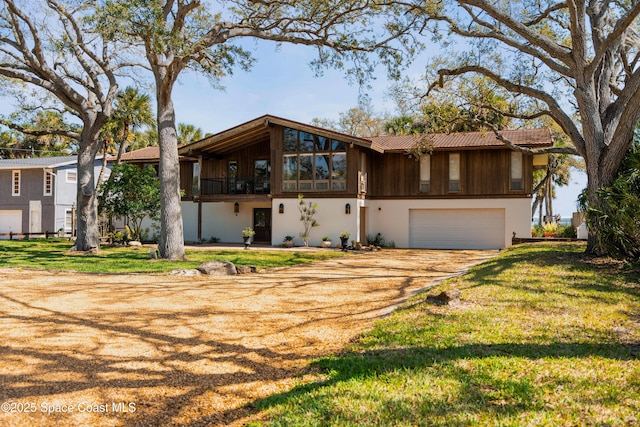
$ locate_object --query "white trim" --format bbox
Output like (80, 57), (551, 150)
(66, 170), (77, 183)
(64, 209), (73, 231)
(43, 169), (53, 196)
(12, 170), (20, 196)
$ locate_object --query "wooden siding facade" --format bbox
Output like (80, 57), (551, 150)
(368, 149), (533, 199)
(179, 123), (536, 202)
(189, 124), (368, 201)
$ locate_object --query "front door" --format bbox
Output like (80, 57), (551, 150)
(253, 208), (272, 243)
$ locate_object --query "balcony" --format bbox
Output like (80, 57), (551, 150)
(196, 176), (271, 196)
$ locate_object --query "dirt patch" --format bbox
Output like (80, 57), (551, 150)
(0, 249), (495, 426)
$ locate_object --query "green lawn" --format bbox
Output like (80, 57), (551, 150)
(0, 239), (346, 273)
(249, 243), (640, 427)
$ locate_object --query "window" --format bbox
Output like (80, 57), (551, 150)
(44, 170), (53, 196)
(282, 128), (347, 191)
(254, 160), (270, 193)
(510, 151), (523, 190)
(12, 170), (20, 196)
(419, 155), (431, 192)
(66, 170), (77, 183)
(448, 153), (460, 192)
(65, 209), (73, 230)
(192, 162), (200, 194)
(228, 161), (238, 193)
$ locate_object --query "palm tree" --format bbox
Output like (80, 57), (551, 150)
(177, 123), (203, 145)
(105, 87), (155, 164)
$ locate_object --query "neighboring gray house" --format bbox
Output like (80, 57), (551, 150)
(0, 156), (109, 237)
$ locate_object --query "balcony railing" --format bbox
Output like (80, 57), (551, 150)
(196, 176), (271, 196)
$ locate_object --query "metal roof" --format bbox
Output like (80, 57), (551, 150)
(370, 128), (553, 152)
(0, 155), (78, 170)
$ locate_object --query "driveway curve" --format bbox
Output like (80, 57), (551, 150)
(0, 249), (495, 427)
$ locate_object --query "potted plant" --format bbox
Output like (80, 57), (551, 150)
(321, 235), (332, 248)
(543, 222), (558, 238)
(242, 226), (255, 249)
(283, 235), (295, 248)
(339, 231), (351, 251)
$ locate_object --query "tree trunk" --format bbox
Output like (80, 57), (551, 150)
(73, 135), (102, 251)
(156, 85), (185, 260)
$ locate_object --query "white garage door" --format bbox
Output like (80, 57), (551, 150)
(409, 208), (505, 249)
(0, 210), (22, 237)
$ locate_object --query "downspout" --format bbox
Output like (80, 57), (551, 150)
(44, 168), (58, 232)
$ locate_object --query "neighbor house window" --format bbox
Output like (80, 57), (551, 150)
(510, 151), (523, 190)
(419, 154), (431, 192)
(282, 128), (347, 191)
(66, 170), (77, 183)
(65, 209), (73, 230)
(44, 170), (53, 196)
(448, 153), (460, 192)
(12, 170), (20, 196)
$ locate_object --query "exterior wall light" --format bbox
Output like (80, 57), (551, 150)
(279, 203), (284, 214)
(234, 202), (239, 216)
(345, 203), (351, 215)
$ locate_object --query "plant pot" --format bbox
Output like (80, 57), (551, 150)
(243, 236), (252, 249)
(340, 237), (349, 251)
(543, 232), (558, 238)
(321, 241), (332, 248)
(283, 240), (294, 248)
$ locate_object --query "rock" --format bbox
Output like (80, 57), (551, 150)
(128, 241), (142, 247)
(427, 289), (461, 305)
(236, 265), (258, 274)
(169, 269), (202, 277)
(197, 261), (237, 275)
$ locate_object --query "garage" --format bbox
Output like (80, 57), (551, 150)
(409, 208), (505, 249)
(0, 210), (22, 237)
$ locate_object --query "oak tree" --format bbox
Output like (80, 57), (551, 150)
(0, 0), (133, 251)
(410, 0), (640, 254)
(96, 0), (422, 259)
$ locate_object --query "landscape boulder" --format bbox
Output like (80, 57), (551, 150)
(169, 269), (202, 277)
(197, 261), (237, 275)
(235, 265), (258, 274)
(427, 289), (461, 305)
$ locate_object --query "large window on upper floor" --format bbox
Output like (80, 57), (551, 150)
(282, 128), (347, 191)
(419, 154), (431, 192)
(510, 151), (523, 190)
(448, 153), (460, 192)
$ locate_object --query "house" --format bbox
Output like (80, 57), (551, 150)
(0, 156), (109, 237)
(170, 115), (552, 249)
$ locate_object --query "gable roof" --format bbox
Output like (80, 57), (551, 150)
(0, 155), (78, 170)
(124, 116), (553, 161)
(371, 128), (553, 152)
(119, 146), (160, 162)
(0, 155), (114, 170)
(178, 114), (382, 156)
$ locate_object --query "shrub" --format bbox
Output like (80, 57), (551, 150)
(532, 224), (544, 237)
(557, 224), (577, 238)
(579, 144), (640, 261)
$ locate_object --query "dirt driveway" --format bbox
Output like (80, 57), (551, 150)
(0, 249), (495, 427)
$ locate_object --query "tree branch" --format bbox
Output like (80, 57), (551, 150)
(0, 118), (81, 140)
(429, 65), (586, 156)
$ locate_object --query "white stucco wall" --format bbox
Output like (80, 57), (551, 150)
(181, 197), (531, 248)
(364, 198), (531, 248)
(272, 197), (360, 247)
(183, 200), (273, 243)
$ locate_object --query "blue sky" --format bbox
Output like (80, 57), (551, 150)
(169, 41), (586, 219)
(1, 39), (587, 218)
